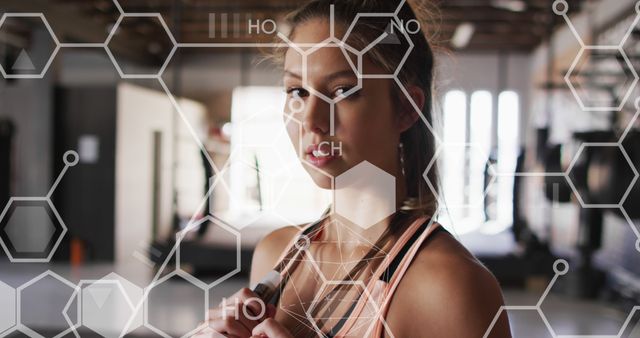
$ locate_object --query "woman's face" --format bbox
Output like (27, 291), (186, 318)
(283, 18), (404, 190)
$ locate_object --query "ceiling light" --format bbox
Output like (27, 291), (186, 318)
(451, 22), (475, 49)
(492, 0), (528, 12)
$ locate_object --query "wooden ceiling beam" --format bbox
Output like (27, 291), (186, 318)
(2, 0), (159, 65)
(47, 0), (585, 53)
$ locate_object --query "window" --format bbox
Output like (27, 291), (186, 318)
(223, 86), (331, 227)
(439, 89), (520, 235)
(441, 90), (467, 212)
(468, 91), (493, 230)
(443, 90), (467, 143)
(469, 90), (493, 215)
(492, 91), (520, 233)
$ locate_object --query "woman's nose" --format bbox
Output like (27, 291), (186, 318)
(302, 95), (330, 135)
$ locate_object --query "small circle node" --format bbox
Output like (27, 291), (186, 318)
(295, 234), (311, 251)
(63, 150), (79, 166)
(553, 0), (569, 15)
(288, 96), (305, 114)
(553, 259), (570, 275)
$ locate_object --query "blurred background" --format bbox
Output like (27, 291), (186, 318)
(1, 0), (640, 337)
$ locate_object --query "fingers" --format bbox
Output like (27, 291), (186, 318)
(251, 318), (293, 338)
(207, 303), (254, 337)
(265, 304), (277, 319)
(208, 315), (252, 337)
(235, 288), (265, 316)
(208, 289), (265, 321)
(202, 288), (273, 338)
(230, 299), (262, 332)
(190, 324), (237, 338)
(191, 328), (232, 338)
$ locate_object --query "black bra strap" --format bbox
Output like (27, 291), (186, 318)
(379, 219), (440, 283)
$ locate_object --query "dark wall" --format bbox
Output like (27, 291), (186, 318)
(0, 119), (14, 209)
(53, 86), (117, 262)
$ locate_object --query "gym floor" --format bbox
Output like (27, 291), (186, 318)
(0, 263), (637, 338)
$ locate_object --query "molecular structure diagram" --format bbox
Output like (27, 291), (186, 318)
(0, 1), (427, 336)
(482, 1), (640, 336)
(0, 150), (78, 263)
(484, 259), (640, 338)
(0, 0), (639, 337)
(554, 0), (639, 112)
(0, 151), (78, 337)
(551, 0), (640, 251)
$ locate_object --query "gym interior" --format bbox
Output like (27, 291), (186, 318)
(1, 0), (640, 337)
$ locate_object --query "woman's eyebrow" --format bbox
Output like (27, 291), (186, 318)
(324, 69), (357, 82)
(283, 70), (302, 79)
(284, 69), (357, 82)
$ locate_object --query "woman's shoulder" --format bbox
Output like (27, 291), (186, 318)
(385, 224), (511, 337)
(409, 225), (493, 281)
(257, 225), (301, 251)
(250, 225), (302, 284)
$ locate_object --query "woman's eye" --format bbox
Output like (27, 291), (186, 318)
(286, 87), (308, 98)
(333, 86), (356, 99)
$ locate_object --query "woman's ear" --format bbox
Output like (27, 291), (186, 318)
(397, 84), (425, 132)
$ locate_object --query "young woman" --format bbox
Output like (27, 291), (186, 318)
(202, 0), (512, 337)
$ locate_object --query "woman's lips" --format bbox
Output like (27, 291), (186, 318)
(306, 152), (336, 167)
(305, 143), (339, 168)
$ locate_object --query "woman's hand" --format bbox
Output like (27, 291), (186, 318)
(196, 288), (276, 338)
(250, 318), (294, 338)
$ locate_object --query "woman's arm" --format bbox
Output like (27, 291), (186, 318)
(385, 234), (512, 338)
(249, 226), (300, 286)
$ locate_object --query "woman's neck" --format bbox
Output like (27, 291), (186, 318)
(324, 172), (408, 246)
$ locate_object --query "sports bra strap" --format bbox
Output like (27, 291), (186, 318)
(270, 214), (442, 337)
(367, 221), (445, 337)
(327, 217), (434, 337)
(379, 219), (438, 283)
(272, 211), (329, 266)
(332, 217), (438, 337)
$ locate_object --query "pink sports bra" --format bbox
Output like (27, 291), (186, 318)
(273, 215), (444, 337)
